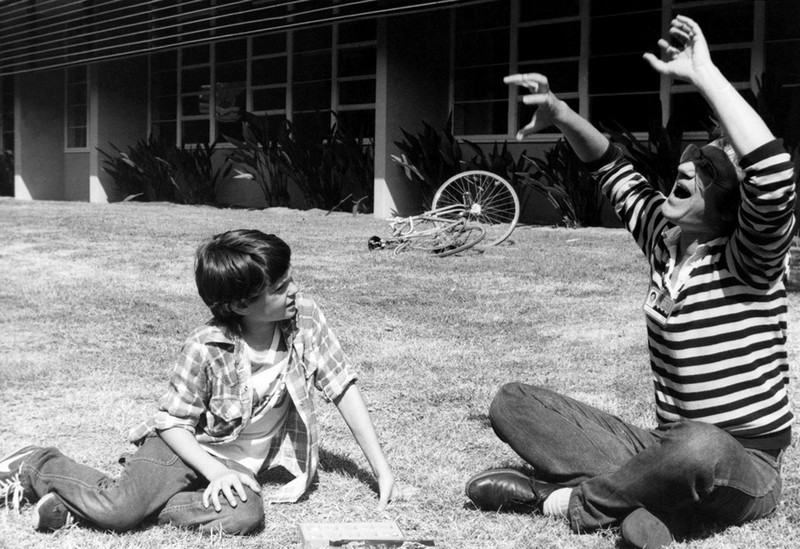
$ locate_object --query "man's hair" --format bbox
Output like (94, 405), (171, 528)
(194, 229), (291, 325)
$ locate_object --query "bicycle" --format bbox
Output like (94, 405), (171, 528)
(368, 204), (486, 257)
(431, 170), (520, 247)
(391, 155), (521, 247)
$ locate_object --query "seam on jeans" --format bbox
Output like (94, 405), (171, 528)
(125, 454), (180, 467)
(26, 469), (101, 491)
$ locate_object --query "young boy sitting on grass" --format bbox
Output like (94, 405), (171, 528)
(0, 229), (399, 535)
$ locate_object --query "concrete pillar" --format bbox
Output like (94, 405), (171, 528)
(15, 70), (65, 200)
(373, 10), (451, 218)
(94, 57), (149, 202)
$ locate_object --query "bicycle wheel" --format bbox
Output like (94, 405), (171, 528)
(432, 170), (520, 246)
(435, 224), (486, 257)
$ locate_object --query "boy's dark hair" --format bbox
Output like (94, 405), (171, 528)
(195, 229), (291, 325)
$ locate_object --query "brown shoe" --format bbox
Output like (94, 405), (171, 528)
(621, 508), (674, 549)
(465, 468), (561, 512)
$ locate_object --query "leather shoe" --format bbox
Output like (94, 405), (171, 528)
(621, 508), (674, 549)
(465, 468), (561, 512)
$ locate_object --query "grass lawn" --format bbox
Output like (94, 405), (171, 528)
(1, 197), (798, 549)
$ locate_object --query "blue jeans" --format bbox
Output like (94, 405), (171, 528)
(19, 435), (264, 534)
(489, 383), (784, 534)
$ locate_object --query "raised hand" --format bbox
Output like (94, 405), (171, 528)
(643, 15), (712, 84)
(503, 73), (563, 140)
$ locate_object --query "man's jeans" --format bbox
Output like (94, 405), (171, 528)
(489, 382), (784, 534)
(20, 434), (264, 534)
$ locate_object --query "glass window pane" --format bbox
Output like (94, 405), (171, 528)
(293, 111), (331, 141)
(339, 79), (375, 105)
(766, 42), (800, 85)
(182, 45), (209, 66)
(456, 2), (509, 30)
(216, 39), (246, 64)
(517, 60), (579, 94)
(253, 88), (286, 111)
(183, 93), (204, 116)
(765, 1), (800, 41)
(216, 61), (245, 83)
(591, 11), (661, 55)
(519, 22), (580, 60)
(592, 0), (660, 17)
(293, 51), (331, 83)
(455, 66), (509, 102)
(521, 1), (579, 20)
(339, 20), (375, 44)
(181, 66), (210, 94)
(293, 81), (331, 111)
(154, 95), (177, 121)
(589, 93), (661, 132)
(337, 110), (375, 138)
(454, 100), (507, 135)
(182, 119), (209, 144)
(338, 47), (376, 78)
(455, 28), (509, 67)
(152, 122), (176, 144)
(252, 57), (287, 85)
(253, 33), (287, 56)
(670, 92), (715, 133)
(675, 2), (752, 44)
(590, 54), (660, 94)
(709, 49), (750, 83)
(294, 26), (332, 53)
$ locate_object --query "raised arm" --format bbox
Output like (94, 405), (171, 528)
(503, 73), (610, 163)
(643, 15), (774, 157)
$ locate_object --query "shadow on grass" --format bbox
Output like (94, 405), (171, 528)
(318, 447), (379, 494)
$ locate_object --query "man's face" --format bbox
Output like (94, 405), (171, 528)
(661, 144), (736, 234)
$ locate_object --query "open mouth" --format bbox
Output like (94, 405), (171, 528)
(672, 181), (691, 199)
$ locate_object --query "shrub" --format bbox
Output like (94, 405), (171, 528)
(225, 112), (374, 212)
(99, 135), (228, 204)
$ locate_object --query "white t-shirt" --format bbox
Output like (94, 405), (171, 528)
(202, 329), (290, 474)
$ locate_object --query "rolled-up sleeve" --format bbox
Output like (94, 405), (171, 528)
(302, 298), (357, 402)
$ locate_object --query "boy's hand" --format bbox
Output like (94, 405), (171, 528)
(503, 73), (564, 140)
(376, 471), (401, 511)
(203, 469), (261, 512)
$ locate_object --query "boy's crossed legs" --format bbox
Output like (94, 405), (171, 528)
(6, 434), (263, 534)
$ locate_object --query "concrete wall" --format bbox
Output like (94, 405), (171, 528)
(95, 57), (149, 202)
(373, 11), (451, 218)
(15, 70), (65, 200)
(64, 152), (90, 201)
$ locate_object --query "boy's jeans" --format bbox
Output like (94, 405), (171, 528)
(20, 434), (264, 534)
(489, 382), (784, 534)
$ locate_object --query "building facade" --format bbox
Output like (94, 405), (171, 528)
(1, 0), (798, 218)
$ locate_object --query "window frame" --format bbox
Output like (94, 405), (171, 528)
(65, 65), (89, 152)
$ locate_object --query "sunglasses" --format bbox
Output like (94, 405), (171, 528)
(679, 144), (718, 190)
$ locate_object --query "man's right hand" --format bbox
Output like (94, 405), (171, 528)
(503, 73), (564, 140)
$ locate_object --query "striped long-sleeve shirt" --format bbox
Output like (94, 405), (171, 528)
(592, 140), (795, 448)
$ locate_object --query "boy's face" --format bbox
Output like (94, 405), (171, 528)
(237, 268), (298, 325)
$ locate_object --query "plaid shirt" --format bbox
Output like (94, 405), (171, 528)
(128, 293), (357, 503)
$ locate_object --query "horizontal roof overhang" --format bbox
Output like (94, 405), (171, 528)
(0, 0), (479, 77)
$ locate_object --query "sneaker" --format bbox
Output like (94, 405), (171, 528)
(621, 507), (674, 549)
(0, 446), (41, 509)
(32, 493), (75, 532)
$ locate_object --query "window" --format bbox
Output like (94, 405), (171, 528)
(65, 66), (88, 149)
(1, 76), (13, 152)
(454, 0), (778, 139)
(149, 19), (377, 144)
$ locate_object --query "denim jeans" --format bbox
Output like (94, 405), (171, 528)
(20, 434), (264, 534)
(489, 382), (784, 534)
